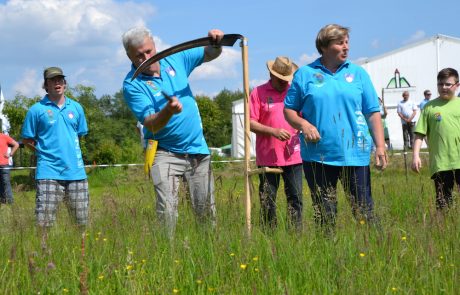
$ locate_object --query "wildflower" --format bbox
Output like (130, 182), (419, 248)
(98, 275), (104, 280)
(208, 287), (215, 292)
(252, 256), (259, 262)
(439, 256), (444, 260)
(97, 232), (102, 236)
(391, 287), (397, 292)
(103, 238), (107, 242)
(359, 253), (366, 258)
(126, 265), (133, 271)
(174, 259), (180, 264)
(95, 237), (99, 241)
(240, 264), (247, 270)
(359, 220), (365, 225)
(128, 250), (134, 255)
(141, 259), (147, 264)
(173, 288), (179, 293)
(7, 259), (13, 264)
(254, 268), (259, 272)
(63, 288), (69, 293)
(401, 236), (407, 241)
(196, 279), (203, 284)
(229, 253), (235, 257)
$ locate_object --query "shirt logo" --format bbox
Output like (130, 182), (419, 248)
(146, 81), (159, 91)
(68, 111), (74, 120)
(434, 112), (442, 121)
(47, 109), (56, 124)
(166, 66), (176, 77)
(344, 73), (354, 83)
(313, 73), (324, 87)
(266, 96), (274, 109)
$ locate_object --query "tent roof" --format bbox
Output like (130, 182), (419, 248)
(356, 34), (460, 65)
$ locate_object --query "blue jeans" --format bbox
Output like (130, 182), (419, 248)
(258, 164), (303, 228)
(0, 165), (13, 204)
(303, 162), (374, 226)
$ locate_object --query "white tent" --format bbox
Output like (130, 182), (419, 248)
(231, 98), (255, 158)
(0, 84), (11, 133)
(357, 34), (460, 150)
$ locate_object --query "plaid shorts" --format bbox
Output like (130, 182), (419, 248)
(36, 179), (89, 226)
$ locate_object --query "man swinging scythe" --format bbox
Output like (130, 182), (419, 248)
(122, 27), (238, 236)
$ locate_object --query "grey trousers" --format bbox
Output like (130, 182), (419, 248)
(151, 150), (216, 235)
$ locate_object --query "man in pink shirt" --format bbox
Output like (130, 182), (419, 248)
(250, 56), (303, 229)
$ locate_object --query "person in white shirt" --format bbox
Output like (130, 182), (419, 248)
(397, 91), (417, 150)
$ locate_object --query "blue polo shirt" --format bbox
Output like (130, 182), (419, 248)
(123, 48), (209, 155)
(284, 58), (379, 166)
(21, 96), (88, 180)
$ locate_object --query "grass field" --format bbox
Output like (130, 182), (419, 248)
(0, 154), (458, 294)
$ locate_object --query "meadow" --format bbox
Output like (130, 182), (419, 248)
(0, 153), (458, 294)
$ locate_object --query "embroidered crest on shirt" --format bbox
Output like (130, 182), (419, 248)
(434, 112), (442, 122)
(166, 66), (176, 77)
(266, 96), (274, 110)
(68, 111), (75, 120)
(344, 73), (354, 83)
(145, 81), (159, 91)
(47, 109), (56, 124)
(313, 73), (324, 87)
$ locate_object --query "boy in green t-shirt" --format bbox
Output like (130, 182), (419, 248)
(412, 68), (460, 210)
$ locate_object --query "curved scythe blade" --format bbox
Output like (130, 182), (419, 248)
(131, 34), (244, 81)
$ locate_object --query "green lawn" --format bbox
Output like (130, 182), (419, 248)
(0, 154), (458, 294)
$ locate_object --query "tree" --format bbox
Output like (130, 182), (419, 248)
(196, 95), (228, 147)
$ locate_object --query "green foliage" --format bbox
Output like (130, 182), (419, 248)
(196, 95), (229, 147)
(92, 139), (122, 164)
(3, 94), (40, 139)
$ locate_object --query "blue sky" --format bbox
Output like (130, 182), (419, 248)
(0, 0), (459, 100)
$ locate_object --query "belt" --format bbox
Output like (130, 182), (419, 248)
(157, 147), (207, 159)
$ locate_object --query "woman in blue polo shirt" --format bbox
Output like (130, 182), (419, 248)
(284, 24), (387, 228)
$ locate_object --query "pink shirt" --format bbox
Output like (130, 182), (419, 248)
(250, 80), (302, 167)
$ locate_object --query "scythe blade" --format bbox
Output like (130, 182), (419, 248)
(131, 34), (244, 80)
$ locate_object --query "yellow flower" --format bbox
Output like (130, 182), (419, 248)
(230, 253), (235, 257)
(174, 259), (180, 264)
(103, 238), (107, 242)
(173, 288), (179, 293)
(252, 256), (259, 261)
(97, 232), (102, 236)
(254, 268), (259, 272)
(95, 237), (99, 241)
(126, 265), (133, 271)
(208, 287), (215, 292)
(142, 259), (147, 264)
(240, 264), (247, 270)
(391, 287), (397, 292)
(196, 279), (203, 284)
(359, 253), (366, 257)
(401, 236), (407, 241)
(98, 275), (104, 280)
(128, 250), (134, 255)
(63, 288), (69, 293)
(359, 220), (365, 225)
(439, 255), (444, 260)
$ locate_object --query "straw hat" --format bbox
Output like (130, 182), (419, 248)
(266, 56), (298, 82)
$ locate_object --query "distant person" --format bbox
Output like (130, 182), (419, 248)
(397, 91), (417, 150)
(122, 26), (224, 236)
(250, 56), (303, 229)
(0, 132), (19, 204)
(419, 89), (432, 110)
(412, 68), (460, 210)
(379, 97), (391, 149)
(21, 67), (89, 227)
(284, 24), (387, 229)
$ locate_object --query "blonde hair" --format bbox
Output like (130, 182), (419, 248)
(315, 24), (350, 55)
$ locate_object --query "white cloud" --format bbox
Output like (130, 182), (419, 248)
(191, 48), (241, 80)
(13, 69), (44, 97)
(299, 52), (320, 65)
(404, 30), (426, 44)
(371, 39), (379, 49)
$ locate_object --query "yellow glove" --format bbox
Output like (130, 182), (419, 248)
(144, 140), (158, 176)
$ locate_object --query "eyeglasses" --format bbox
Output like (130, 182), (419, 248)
(437, 82), (458, 88)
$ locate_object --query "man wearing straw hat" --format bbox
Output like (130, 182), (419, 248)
(249, 56), (303, 229)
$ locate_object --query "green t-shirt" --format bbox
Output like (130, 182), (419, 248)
(415, 97), (460, 176)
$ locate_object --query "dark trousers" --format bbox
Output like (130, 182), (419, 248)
(303, 162), (374, 226)
(258, 164), (303, 228)
(432, 169), (460, 210)
(0, 166), (13, 204)
(402, 122), (415, 149)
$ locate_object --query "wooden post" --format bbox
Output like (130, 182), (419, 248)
(241, 37), (251, 234)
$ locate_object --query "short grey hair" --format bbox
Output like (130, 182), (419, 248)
(122, 26), (153, 53)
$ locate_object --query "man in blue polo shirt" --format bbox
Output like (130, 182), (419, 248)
(22, 67), (89, 227)
(122, 27), (224, 235)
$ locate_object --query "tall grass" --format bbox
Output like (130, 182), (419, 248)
(0, 154), (458, 294)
